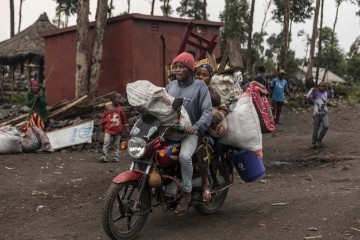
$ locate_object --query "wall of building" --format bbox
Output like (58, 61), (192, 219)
(44, 15), (222, 105)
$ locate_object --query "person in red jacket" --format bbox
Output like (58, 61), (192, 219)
(100, 92), (129, 163)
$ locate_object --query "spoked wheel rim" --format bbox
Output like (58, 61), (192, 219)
(102, 181), (151, 240)
(112, 184), (144, 233)
(195, 163), (229, 215)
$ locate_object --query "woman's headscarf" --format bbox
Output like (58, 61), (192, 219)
(195, 64), (214, 77)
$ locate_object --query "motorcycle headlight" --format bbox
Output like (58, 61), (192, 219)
(128, 137), (146, 158)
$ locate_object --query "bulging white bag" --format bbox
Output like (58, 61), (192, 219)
(0, 125), (23, 154)
(207, 109), (228, 137)
(127, 80), (192, 140)
(208, 70), (243, 102)
(219, 91), (262, 152)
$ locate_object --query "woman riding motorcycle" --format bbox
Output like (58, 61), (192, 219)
(194, 64), (229, 203)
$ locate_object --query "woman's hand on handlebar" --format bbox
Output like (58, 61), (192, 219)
(185, 126), (197, 135)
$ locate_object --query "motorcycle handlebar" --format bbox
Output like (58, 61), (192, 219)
(161, 125), (198, 136)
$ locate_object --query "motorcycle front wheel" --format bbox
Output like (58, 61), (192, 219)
(102, 181), (151, 240)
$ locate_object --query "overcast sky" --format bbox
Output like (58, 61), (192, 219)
(0, 0), (359, 59)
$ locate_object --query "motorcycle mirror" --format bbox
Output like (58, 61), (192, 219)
(172, 98), (184, 115)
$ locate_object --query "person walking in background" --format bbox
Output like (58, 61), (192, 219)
(270, 70), (289, 124)
(24, 78), (49, 132)
(100, 92), (129, 163)
(307, 82), (330, 149)
(255, 66), (267, 86)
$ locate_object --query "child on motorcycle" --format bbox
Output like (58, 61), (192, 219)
(100, 92), (129, 163)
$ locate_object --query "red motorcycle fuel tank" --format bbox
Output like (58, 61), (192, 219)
(156, 140), (181, 167)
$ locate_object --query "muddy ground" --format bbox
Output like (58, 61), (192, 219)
(1, 102), (360, 240)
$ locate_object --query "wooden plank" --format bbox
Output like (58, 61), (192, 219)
(49, 95), (88, 119)
(0, 99), (70, 127)
(0, 113), (28, 126)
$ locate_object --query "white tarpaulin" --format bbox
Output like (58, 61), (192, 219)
(47, 121), (94, 150)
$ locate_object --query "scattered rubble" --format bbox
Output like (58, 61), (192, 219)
(0, 91), (139, 152)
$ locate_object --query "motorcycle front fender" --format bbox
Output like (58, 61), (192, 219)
(112, 170), (144, 184)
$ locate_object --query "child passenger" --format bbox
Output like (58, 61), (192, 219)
(100, 92), (129, 163)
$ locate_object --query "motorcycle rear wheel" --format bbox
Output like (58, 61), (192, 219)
(102, 181), (151, 240)
(195, 188), (228, 215)
(195, 157), (230, 215)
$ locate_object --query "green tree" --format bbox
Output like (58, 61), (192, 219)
(160, 0), (173, 16)
(219, 0), (249, 49)
(53, 0), (77, 28)
(245, 0), (256, 74)
(347, 38), (360, 83)
(253, 31), (267, 58)
(176, 0), (206, 20)
(305, 0), (321, 89)
(265, 33), (281, 60)
(349, 36), (360, 57)
(18, 0), (26, 33)
(320, 0), (356, 82)
(272, 0), (314, 23)
(279, 0), (290, 70)
(251, 0), (272, 64)
(315, 26), (346, 78)
(149, 0), (156, 15)
(315, 0), (324, 85)
(273, 0), (314, 70)
(286, 50), (302, 77)
(10, 0), (15, 37)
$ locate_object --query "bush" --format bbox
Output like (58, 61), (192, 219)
(333, 83), (360, 103)
(10, 94), (26, 104)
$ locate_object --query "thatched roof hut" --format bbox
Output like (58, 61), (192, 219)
(0, 13), (57, 63)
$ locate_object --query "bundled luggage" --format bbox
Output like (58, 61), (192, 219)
(126, 80), (192, 140)
(248, 81), (275, 134)
(219, 90), (262, 153)
(206, 109), (228, 138)
(208, 71), (243, 110)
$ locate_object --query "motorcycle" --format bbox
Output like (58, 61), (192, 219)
(101, 100), (234, 240)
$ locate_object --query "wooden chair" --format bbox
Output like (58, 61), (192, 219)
(177, 22), (218, 61)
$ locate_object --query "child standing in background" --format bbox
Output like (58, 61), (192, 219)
(100, 92), (128, 163)
(307, 82), (330, 149)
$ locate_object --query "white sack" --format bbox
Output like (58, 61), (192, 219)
(127, 80), (192, 135)
(207, 108), (228, 138)
(21, 127), (41, 152)
(209, 71), (243, 102)
(127, 80), (176, 123)
(219, 93), (262, 152)
(0, 125), (23, 154)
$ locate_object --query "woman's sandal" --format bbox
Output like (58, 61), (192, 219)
(202, 186), (212, 203)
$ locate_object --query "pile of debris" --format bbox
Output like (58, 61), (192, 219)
(0, 92), (138, 152)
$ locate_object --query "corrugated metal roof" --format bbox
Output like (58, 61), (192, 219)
(297, 66), (346, 83)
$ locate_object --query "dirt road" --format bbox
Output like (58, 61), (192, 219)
(1, 103), (360, 240)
